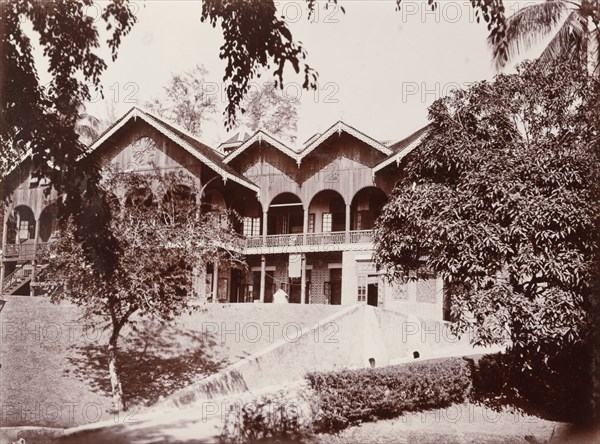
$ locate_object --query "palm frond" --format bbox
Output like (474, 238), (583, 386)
(490, 0), (569, 70)
(538, 11), (587, 66)
(587, 26), (600, 75)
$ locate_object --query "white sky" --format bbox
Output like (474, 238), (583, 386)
(75, 0), (545, 146)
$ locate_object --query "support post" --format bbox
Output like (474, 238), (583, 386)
(345, 204), (351, 243)
(259, 255), (266, 303)
(0, 208), (7, 296)
(212, 264), (219, 303)
(30, 218), (41, 297)
(300, 253), (306, 304)
(262, 211), (268, 244)
(303, 208), (308, 245)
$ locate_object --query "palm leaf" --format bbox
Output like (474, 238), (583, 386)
(490, 0), (569, 70)
(587, 26), (600, 75)
(538, 11), (587, 66)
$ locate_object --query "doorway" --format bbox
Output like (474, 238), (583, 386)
(367, 282), (378, 307)
(230, 269), (242, 303)
(330, 268), (342, 305)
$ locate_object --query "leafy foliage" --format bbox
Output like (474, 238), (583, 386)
(1, 0), (136, 186)
(200, 0), (319, 129)
(306, 358), (471, 432)
(487, 0), (600, 73)
(241, 82), (298, 143)
(219, 391), (317, 443)
(145, 64), (218, 137)
(41, 167), (244, 410)
(375, 57), (599, 366)
(469, 346), (594, 423)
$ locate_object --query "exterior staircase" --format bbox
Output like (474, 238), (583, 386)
(2, 263), (49, 296)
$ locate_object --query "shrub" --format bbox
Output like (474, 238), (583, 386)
(219, 390), (318, 443)
(469, 345), (594, 423)
(305, 358), (471, 432)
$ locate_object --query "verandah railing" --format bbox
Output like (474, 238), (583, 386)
(243, 230), (373, 249)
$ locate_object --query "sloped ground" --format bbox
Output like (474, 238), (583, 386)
(309, 403), (580, 444)
(0, 296), (343, 428)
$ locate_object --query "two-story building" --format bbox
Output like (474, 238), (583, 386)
(0, 107), (447, 320)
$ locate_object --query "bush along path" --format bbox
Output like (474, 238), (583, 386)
(220, 354), (589, 443)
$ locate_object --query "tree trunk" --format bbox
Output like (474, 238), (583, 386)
(108, 332), (124, 412)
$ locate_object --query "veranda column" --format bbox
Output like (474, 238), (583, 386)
(0, 208), (7, 296)
(30, 218), (41, 296)
(259, 254), (266, 303)
(300, 253), (307, 304)
(302, 208), (308, 245)
(212, 264), (219, 303)
(345, 204), (351, 243)
(262, 211), (268, 244)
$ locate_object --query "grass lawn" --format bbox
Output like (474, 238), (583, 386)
(309, 403), (577, 444)
(0, 295), (343, 428)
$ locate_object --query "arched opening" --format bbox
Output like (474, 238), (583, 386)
(267, 193), (303, 235)
(11, 205), (36, 243)
(239, 198), (263, 237)
(201, 189), (226, 214)
(350, 187), (388, 231)
(308, 190), (345, 233)
(162, 184), (196, 222)
(201, 189), (228, 228)
(125, 187), (156, 208)
(38, 204), (58, 243)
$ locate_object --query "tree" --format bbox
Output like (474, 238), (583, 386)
(75, 103), (103, 146)
(2, 0), (509, 185)
(201, 0), (508, 127)
(374, 57), (599, 373)
(1, 0), (137, 191)
(145, 65), (218, 137)
(240, 82), (298, 143)
(488, 0), (600, 73)
(41, 167), (244, 411)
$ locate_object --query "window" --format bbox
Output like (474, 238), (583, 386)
(416, 268), (437, 303)
(243, 217), (261, 236)
(354, 212), (362, 230)
(308, 213), (315, 233)
(243, 217), (252, 236)
(323, 281), (331, 298)
(322, 213), (332, 232)
(357, 275), (367, 302)
(19, 220), (30, 241)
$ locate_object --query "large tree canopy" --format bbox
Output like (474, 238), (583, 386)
(374, 57), (599, 360)
(1, 0), (137, 186)
(42, 167), (244, 411)
(145, 64), (218, 137)
(201, 0), (508, 127)
(488, 0), (600, 73)
(1, 0), (509, 187)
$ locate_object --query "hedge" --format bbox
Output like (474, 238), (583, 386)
(305, 357), (472, 432)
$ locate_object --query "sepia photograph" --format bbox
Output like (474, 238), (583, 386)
(0, 0), (599, 443)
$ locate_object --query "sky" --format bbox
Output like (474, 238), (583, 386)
(76, 0), (547, 147)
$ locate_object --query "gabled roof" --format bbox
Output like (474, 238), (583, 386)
(297, 121), (392, 162)
(86, 107), (259, 192)
(373, 125), (431, 174)
(223, 129), (299, 164)
(222, 120), (393, 166)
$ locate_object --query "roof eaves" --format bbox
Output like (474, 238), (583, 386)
(81, 106), (258, 193)
(373, 129), (429, 174)
(135, 110), (259, 192)
(223, 130), (299, 164)
(298, 121), (392, 162)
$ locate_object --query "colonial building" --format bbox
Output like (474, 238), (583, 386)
(0, 107), (447, 320)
